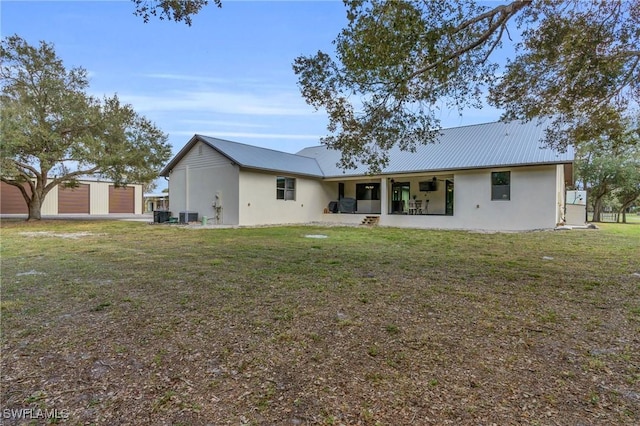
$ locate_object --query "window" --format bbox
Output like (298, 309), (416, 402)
(491, 171), (510, 200)
(276, 177), (295, 200)
(356, 183), (380, 200)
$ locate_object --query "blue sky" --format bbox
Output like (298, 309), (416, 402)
(1, 0), (509, 188)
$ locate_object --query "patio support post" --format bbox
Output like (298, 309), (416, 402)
(381, 178), (388, 217)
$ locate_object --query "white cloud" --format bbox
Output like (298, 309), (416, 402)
(177, 119), (271, 129)
(142, 73), (295, 91)
(120, 89), (315, 117)
(142, 73), (230, 84)
(170, 130), (323, 140)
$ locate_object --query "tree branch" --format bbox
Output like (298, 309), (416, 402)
(45, 166), (101, 191)
(454, 0), (530, 33)
(365, 1), (530, 124)
(408, 0), (531, 81)
(13, 160), (40, 177)
(1, 174), (33, 203)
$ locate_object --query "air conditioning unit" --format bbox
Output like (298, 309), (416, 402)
(153, 210), (171, 223)
(179, 211), (198, 223)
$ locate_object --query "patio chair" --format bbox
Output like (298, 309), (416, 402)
(408, 199), (416, 214)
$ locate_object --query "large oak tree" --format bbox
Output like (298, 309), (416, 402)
(292, 0), (640, 171)
(0, 35), (172, 220)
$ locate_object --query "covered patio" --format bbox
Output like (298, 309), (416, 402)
(323, 174), (454, 217)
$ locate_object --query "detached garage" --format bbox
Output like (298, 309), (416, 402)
(109, 185), (135, 213)
(0, 181), (30, 214)
(58, 184), (90, 214)
(0, 179), (143, 216)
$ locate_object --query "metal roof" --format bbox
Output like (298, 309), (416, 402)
(296, 120), (574, 178)
(160, 135), (324, 177)
(161, 121), (574, 179)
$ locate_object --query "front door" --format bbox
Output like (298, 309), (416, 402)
(446, 180), (454, 215)
(391, 182), (410, 214)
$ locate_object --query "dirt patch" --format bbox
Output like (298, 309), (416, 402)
(18, 231), (104, 239)
(15, 270), (46, 276)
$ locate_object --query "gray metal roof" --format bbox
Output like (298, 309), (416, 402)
(200, 135), (324, 177)
(160, 135), (324, 177)
(161, 121), (574, 179)
(296, 120), (574, 178)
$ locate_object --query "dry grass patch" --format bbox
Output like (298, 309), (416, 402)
(1, 220), (639, 425)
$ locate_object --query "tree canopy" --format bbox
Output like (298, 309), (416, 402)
(0, 35), (172, 220)
(575, 129), (640, 222)
(293, 0), (640, 172)
(132, 0), (221, 25)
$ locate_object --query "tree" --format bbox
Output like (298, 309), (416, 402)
(293, 0), (640, 171)
(132, 0), (221, 26)
(0, 35), (172, 220)
(612, 158), (640, 223)
(575, 132), (639, 222)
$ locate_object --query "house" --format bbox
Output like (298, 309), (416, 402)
(0, 179), (143, 216)
(159, 120), (578, 231)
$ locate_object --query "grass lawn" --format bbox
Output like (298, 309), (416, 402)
(1, 220), (639, 425)
(624, 214), (640, 224)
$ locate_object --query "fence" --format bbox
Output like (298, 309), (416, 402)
(587, 212), (619, 222)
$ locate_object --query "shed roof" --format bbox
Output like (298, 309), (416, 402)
(296, 120), (574, 178)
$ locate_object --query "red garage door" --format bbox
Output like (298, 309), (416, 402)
(0, 181), (30, 214)
(109, 186), (134, 213)
(58, 184), (90, 214)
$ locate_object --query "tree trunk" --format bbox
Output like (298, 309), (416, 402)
(27, 194), (43, 220)
(592, 196), (603, 222)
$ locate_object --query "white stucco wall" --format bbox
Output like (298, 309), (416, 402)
(454, 166), (559, 230)
(377, 165), (563, 230)
(168, 168), (186, 216)
(238, 170), (333, 226)
(165, 139), (566, 231)
(555, 163), (566, 224)
(167, 141), (240, 224)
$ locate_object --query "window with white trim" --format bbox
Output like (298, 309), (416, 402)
(276, 176), (296, 200)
